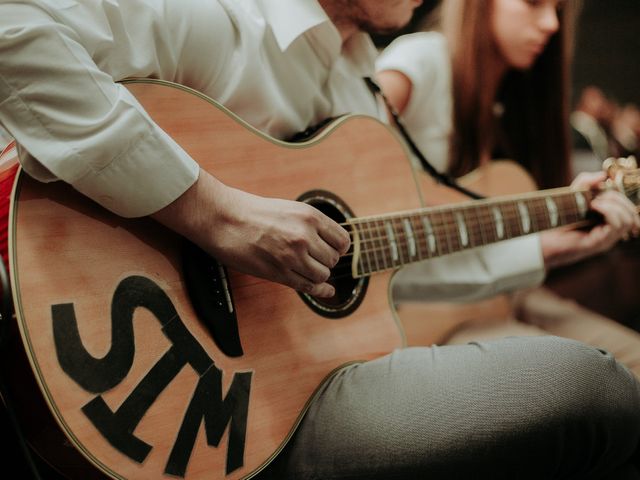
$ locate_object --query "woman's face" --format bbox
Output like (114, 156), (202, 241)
(491, 0), (563, 70)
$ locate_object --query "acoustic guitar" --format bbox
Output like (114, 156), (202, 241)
(8, 79), (640, 479)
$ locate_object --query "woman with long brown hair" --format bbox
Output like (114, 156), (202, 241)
(379, 0), (574, 186)
(376, 0), (640, 376)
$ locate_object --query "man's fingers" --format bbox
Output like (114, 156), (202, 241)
(294, 253), (332, 285)
(316, 215), (351, 255)
(307, 234), (341, 269)
(308, 282), (336, 298)
(282, 268), (335, 298)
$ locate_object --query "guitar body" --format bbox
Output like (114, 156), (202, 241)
(398, 162), (538, 346)
(9, 80), (421, 479)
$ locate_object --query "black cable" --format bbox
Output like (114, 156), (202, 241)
(364, 77), (485, 200)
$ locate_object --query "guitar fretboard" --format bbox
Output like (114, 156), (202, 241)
(349, 187), (594, 277)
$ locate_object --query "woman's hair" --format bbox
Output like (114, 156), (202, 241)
(436, 0), (578, 188)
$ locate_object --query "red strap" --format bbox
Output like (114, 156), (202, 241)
(0, 140), (16, 158)
(0, 141), (18, 272)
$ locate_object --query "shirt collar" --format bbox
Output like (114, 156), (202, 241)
(258, 0), (378, 76)
(258, 0), (331, 52)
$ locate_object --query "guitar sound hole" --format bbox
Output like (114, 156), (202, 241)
(297, 190), (369, 319)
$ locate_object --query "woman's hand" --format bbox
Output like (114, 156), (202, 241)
(541, 171), (640, 270)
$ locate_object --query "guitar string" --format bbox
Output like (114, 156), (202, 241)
(336, 191), (596, 234)
(326, 217), (597, 281)
(337, 185), (640, 234)
(335, 189), (640, 247)
(336, 188), (595, 228)
(337, 202), (590, 251)
(328, 204), (640, 279)
(326, 218), (599, 281)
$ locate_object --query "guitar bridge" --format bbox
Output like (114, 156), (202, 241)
(181, 240), (243, 357)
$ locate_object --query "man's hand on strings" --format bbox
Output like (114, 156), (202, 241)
(152, 169), (351, 297)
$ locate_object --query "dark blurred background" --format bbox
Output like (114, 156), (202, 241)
(574, 0), (640, 106)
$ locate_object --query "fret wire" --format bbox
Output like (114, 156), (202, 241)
(537, 196), (553, 230)
(476, 205), (487, 246)
(366, 222), (375, 273)
(455, 207), (470, 249)
(431, 209), (450, 255)
(536, 196), (548, 231)
(384, 218), (400, 269)
(398, 217), (415, 265)
(405, 214), (421, 262)
(418, 212), (439, 258)
(519, 199), (531, 236)
(466, 205), (482, 248)
(410, 214), (428, 261)
(401, 216), (417, 264)
(501, 201), (517, 239)
(549, 193), (563, 225)
(363, 219), (382, 275)
(377, 219), (391, 271)
(446, 208), (462, 253)
(539, 195), (554, 229)
(392, 216), (407, 267)
(547, 192), (568, 227)
(379, 219), (391, 273)
(476, 204), (490, 247)
(452, 207), (466, 252)
(477, 204), (491, 243)
(485, 204), (499, 243)
(525, 197), (539, 234)
(358, 220), (372, 276)
(453, 207), (467, 249)
(527, 198), (538, 233)
(571, 193), (583, 222)
(369, 220), (382, 274)
(370, 220), (380, 271)
(530, 196), (546, 231)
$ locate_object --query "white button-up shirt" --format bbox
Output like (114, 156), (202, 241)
(0, 0), (382, 217)
(0, 1), (543, 300)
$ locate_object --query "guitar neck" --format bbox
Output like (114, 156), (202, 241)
(350, 186), (595, 277)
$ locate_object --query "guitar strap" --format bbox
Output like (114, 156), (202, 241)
(364, 77), (485, 200)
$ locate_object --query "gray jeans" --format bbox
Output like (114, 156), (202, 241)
(260, 336), (640, 479)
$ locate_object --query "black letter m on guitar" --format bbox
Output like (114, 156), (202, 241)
(51, 275), (252, 476)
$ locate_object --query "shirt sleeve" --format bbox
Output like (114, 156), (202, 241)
(376, 32), (452, 173)
(393, 235), (545, 303)
(0, 1), (236, 217)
